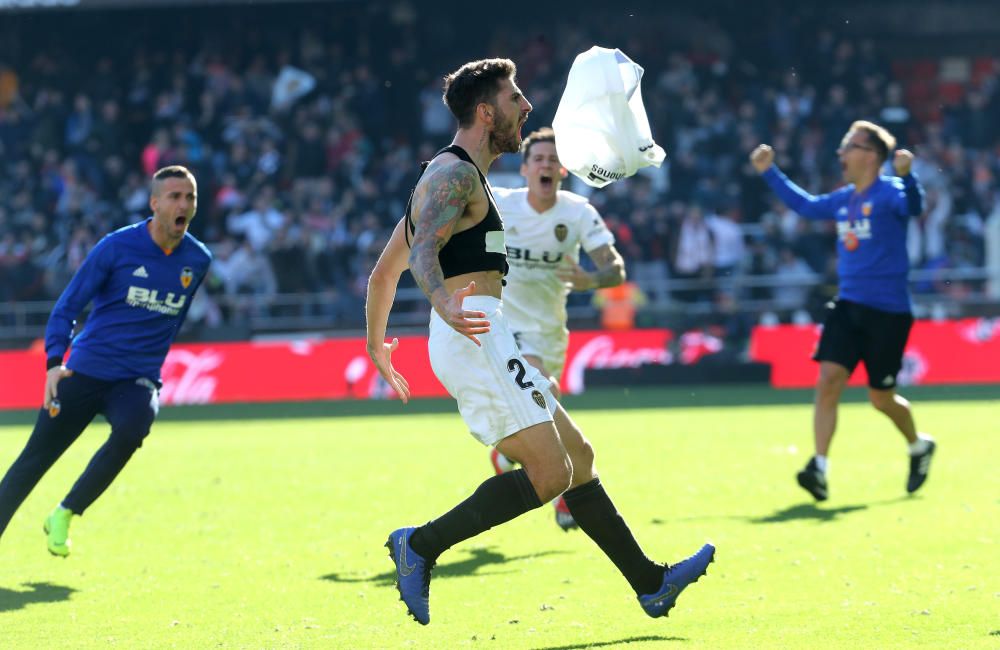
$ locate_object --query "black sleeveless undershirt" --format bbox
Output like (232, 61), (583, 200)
(404, 145), (508, 278)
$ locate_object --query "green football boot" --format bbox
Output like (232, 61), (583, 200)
(43, 506), (74, 557)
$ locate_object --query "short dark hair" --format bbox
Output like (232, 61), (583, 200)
(521, 126), (556, 162)
(151, 165), (196, 194)
(850, 120), (896, 163)
(442, 58), (517, 128)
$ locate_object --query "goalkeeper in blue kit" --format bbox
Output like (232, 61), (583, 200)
(0, 166), (211, 556)
(751, 121), (936, 501)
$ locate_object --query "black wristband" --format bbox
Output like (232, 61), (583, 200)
(46, 356), (64, 370)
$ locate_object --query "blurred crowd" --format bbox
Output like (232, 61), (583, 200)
(1, 2), (998, 334)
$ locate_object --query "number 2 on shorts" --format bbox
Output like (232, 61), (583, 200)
(507, 358), (535, 390)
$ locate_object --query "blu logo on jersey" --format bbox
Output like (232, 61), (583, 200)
(837, 218), (872, 252)
(126, 286), (187, 315)
(506, 247), (564, 264)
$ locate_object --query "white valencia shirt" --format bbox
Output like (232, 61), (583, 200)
(494, 187), (615, 333)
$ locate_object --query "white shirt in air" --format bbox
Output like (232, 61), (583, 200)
(494, 187), (615, 333)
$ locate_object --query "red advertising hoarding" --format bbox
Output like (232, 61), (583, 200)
(5, 319), (994, 409)
(750, 318), (1000, 388)
(0, 329), (673, 409)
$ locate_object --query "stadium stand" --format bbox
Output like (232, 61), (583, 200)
(1, 1), (998, 345)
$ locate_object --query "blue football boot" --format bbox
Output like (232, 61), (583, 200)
(385, 527), (433, 625)
(638, 543), (716, 618)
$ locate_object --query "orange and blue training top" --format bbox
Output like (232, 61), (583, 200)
(762, 165), (924, 313)
(44, 218), (212, 382)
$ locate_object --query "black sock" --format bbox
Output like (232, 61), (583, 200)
(562, 477), (663, 595)
(409, 468), (542, 562)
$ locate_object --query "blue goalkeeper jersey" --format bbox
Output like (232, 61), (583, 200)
(762, 165), (924, 313)
(45, 218), (212, 382)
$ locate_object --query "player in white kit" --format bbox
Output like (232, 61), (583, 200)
(489, 127), (626, 530)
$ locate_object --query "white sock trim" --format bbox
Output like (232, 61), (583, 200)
(909, 434), (933, 456)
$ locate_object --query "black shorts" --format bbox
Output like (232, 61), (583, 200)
(814, 298), (913, 389)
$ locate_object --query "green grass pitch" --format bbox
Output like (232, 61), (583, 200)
(0, 394), (996, 649)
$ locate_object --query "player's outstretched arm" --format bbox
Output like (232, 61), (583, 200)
(750, 143), (839, 220)
(366, 218), (413, 403)
(408, 159), (490, 345)
(559, 243), (626, 291)
(893, 149), (925, 216)
(44, 238), (114, 369)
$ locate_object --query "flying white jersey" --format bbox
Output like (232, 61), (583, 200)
(494, 187), (614, 333)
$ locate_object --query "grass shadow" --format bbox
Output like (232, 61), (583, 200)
(662, 496), (912, 525)
(531, 635), (687, 649)
(0, 582), (77, 613)
(751, 495), (914, 524)
(655, 506), (866, 525)
(321, 547), (569, 586)
(750, 503), (869, 523)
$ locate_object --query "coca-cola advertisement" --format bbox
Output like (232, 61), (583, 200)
(562, 330), (672, 394)
(0, 329), (674, 409)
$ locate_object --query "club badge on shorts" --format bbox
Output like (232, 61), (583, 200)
(48, 399), (61, 418)
(554, 224), (568, 242)
(531, 390), (546, 409)
(180, 267), (193, 289)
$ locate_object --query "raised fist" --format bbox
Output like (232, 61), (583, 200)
(893, 149), (913, 176)
(750, 144), (775, 174)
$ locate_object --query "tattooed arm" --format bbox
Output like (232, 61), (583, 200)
(408, 158), (491, 344)
(408, 159), (476, 307)
(557, 243), (626, 291)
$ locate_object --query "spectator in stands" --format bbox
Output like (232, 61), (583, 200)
(706, 207), (745, 280)
(772, 246), (817, 319)
(227, 189), (285, 251)
(593, 279), (647, 330)
(269, 221), (315, 296)
(0, 2), (996, 340)
(669, 204), (715, 302)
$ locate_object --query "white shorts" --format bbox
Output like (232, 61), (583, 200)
(429, 296), (556, 446)
(510, 327), (569, 383)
